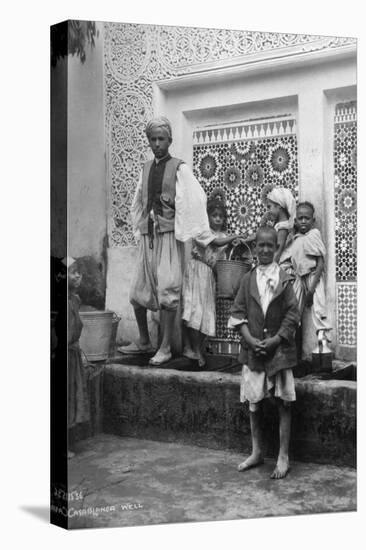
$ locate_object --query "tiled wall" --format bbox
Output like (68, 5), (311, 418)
(334, 102), (357, 348)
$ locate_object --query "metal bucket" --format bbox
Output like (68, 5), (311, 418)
(216, 242), (253, 299)
(216, 259), (252, 298)
(79, 311), (120, 362)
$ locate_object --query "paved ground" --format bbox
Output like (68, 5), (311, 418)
(67, 434), (356, 529)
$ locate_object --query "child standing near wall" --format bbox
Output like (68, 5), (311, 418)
(228, 227), (299, 479)
(182, 199), (244, 367)
(66, 257), (90, 458)
(287, 201), (332, 341)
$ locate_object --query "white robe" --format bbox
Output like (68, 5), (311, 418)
(286, 229), (330, 333)
(131, 162), (213, 245)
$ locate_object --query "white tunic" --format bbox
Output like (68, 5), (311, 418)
(131, 162), (212, 244)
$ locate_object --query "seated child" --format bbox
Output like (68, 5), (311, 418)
(182, 199), (244, 367)
(287, 201), (331, 341)
(228, 227), (300, 479)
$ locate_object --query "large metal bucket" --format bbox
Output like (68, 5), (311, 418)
(216, 259), (252, 298)
(79, 311), (120, 361)
(216, 241), (253, 299)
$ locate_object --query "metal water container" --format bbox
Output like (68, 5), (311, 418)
(311, 331), (333, 373)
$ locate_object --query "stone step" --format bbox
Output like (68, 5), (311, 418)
(102, 363), (356, 468)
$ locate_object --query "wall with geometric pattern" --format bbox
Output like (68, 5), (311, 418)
(334, 102), (357, 348)
(193, 117), (298, 237)
(193, 117), (299, 350)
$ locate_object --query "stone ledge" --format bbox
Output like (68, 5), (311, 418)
(105, 363), (241, 385)
(103, 364), (356, 468)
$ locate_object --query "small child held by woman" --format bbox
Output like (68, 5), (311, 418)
(264, 187), (305, 318)
(229, 226), (300, 479)
(182, 199), (244, 367)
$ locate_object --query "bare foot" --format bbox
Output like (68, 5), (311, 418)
(270, 456), (290, 479)
(118, 341), (155, 354)
(238, 452), (264, 472)
(149, 349), (172, 366)
(183, 348), (199, 360)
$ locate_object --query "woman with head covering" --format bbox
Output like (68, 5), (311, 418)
(119, 116), (214, 366)
(264, 188), (304, 329)
(265, 187), (296, 264)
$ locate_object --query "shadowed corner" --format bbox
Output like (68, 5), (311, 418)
(20, 506), (49, 523)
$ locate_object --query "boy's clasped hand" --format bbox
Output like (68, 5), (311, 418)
(248, 335), (281, 356)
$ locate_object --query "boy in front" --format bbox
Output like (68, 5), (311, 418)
(228, 226), (300, 479)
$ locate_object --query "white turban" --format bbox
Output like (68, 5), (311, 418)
(145, 116), (172, 140)
(267, 187), (296, 230)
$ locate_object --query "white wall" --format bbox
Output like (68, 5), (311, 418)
(67, 22), (107, 261)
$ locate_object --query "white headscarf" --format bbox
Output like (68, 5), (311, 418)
(267, 187), (296, 230)
(145, 117), (172, 140)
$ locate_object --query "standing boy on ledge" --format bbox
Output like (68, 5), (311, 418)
(119, 116), (213, 366)
(228, 226), (300, 479)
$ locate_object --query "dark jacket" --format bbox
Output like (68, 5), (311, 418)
(139, 156), (183, 234)
(230, 267), (300, 377)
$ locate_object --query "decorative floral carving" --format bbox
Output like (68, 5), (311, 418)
(230, 141), (256, 162)
(246, 165), (263, 186)
(224, 166), (241, 188)
(156, 26), (354, 73)
(199, 154), (218, 180)
(231, 196), (254, 226)
(105, 23), (151, 82)
(339, 189), (356, 214)
(269, 144), (291, 174)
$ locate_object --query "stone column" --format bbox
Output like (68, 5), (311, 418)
(297, 88), (332, 358)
